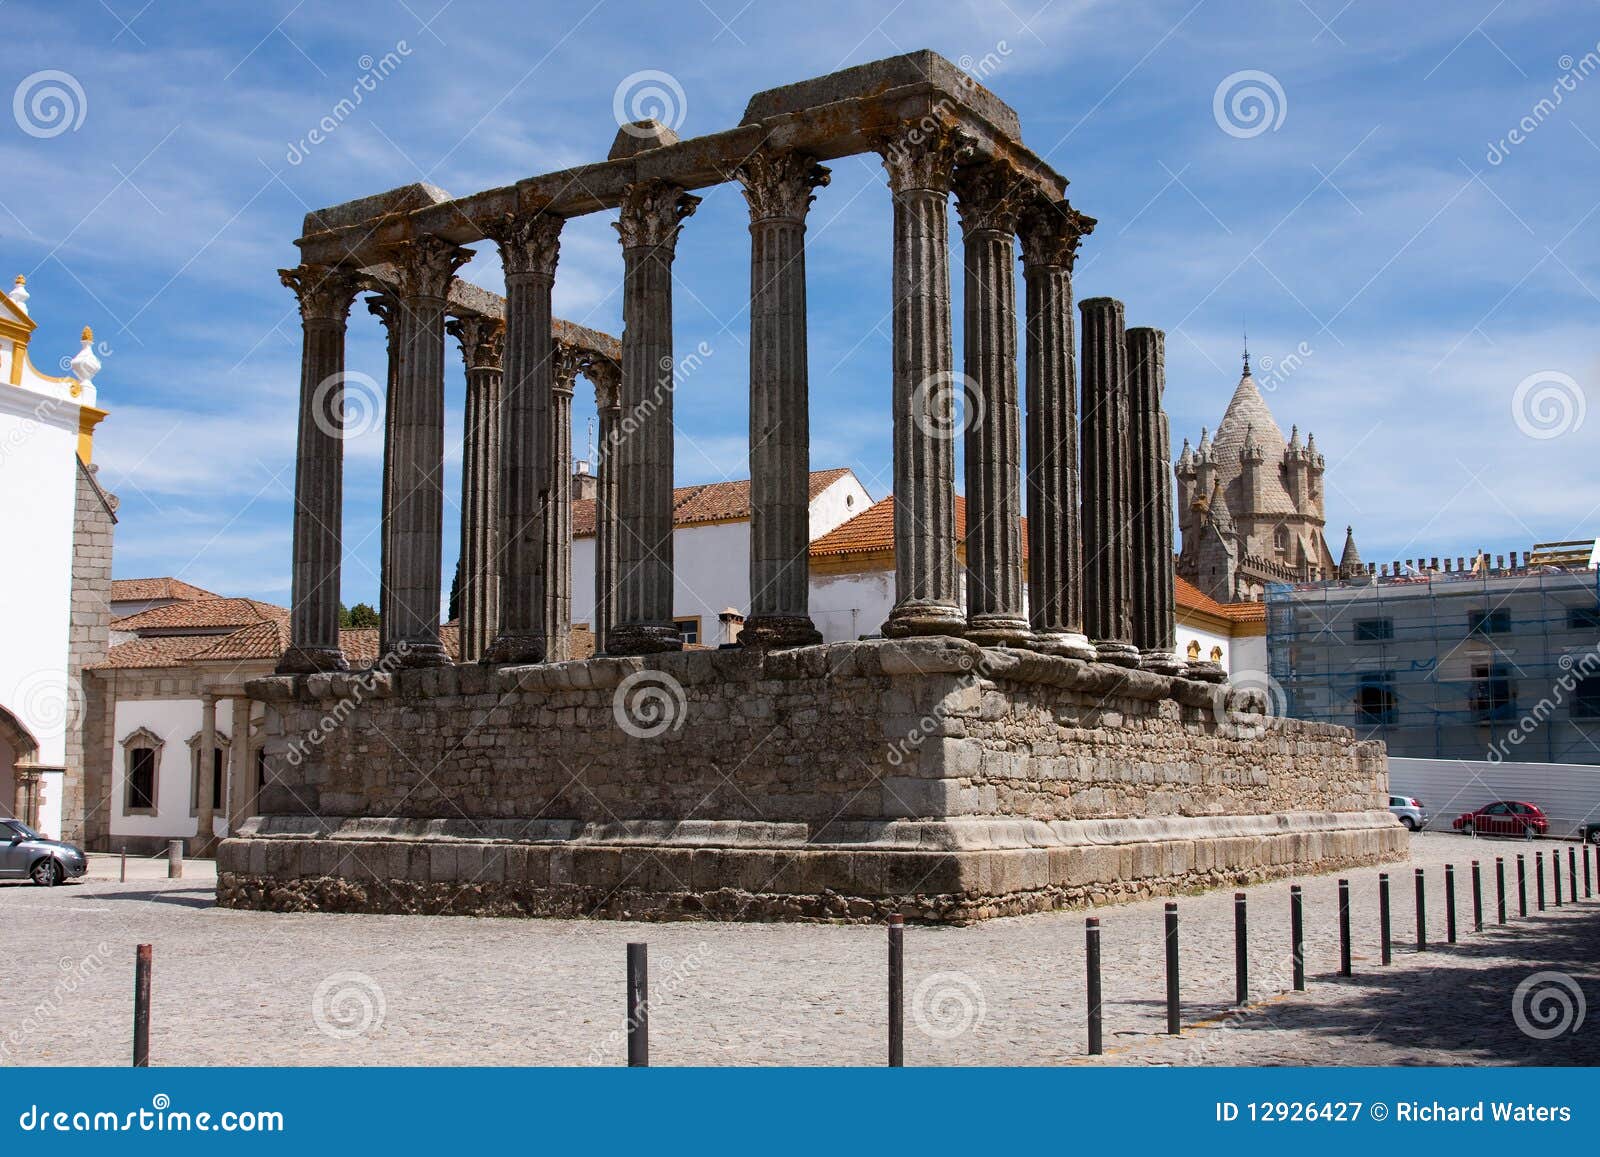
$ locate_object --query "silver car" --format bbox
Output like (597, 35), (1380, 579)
(1388, 793), (1428, 832)
(0, 819), (87, 886)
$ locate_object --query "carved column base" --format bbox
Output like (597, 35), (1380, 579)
(1140, 649), (1188, 676)
(965, 614), (1032, 647)
(275, 646), (349, 675)
(881, 600), (967, 639)
(386, 642), (454, 669)
(1094, 641), (1142, 668)
(1026, 631), (1098, 662)
(483, 633), (547, 666)
(740, 615), (823, 649)
(1185, 660), (1228, 684)
(607, 623), (685, 656)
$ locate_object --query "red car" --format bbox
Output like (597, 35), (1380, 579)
(1452, 801), (1549, 839)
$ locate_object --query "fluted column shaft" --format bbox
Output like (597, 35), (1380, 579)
(384, 236), (471, 667)
(736, 150), (829, 647)
(367, 294), (401, 657)
(608, 180), (700, 655)
(278, 264), (360, 675)
(880, 127), (967, 638)
(448, 315), (504, 664)
(956, 165), (1029, 646)
(1080, 296), (1140, 666)
(1020, 203), (1097, 661)
(544, 345), (579, 661)
(483, 212), (563, 665)
(586, 358), (622, 655)
(1127, 327), (1182, 673)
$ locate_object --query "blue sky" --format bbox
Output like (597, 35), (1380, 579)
(5, 0), (1597, 606)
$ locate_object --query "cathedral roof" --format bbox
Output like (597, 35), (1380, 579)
(1339, 525), (1363, 573)
(1211, 364), (1298, 516)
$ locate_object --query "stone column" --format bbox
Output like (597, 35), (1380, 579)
(226, 695), (252, 832)
(879, 125), (969, 638)
(1079, 296), (1140, 667)
(583, 355), (622, 654)
(1019, 201), (1097, 661)
(277, 264), (361, 674)
(482, 211), (563, 665)
(383, 236), (473, 667)
(544, 342), (581, 661)
(954, 163), (1030, 646)
(196, 692), (217, 855)
(366, 293), (401, 657)
(446, 314), (505, 664)
(1127, 326), (1184, 675)
(607, 179), (700, 655)
(735, 148), (830, 648)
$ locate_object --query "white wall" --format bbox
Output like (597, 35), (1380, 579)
(1388, 756), (1600, 837)
(0, 370), (82, 767)
(108, 696), (236, 840)
(809, 476), (873, 539)
(811, 569), (895, 642)
(36, 770), (63, 839)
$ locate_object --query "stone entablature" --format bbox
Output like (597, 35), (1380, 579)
(219, 639), (1403, 922)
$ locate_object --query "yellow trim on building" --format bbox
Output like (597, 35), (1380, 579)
(78, 405), (108, 462)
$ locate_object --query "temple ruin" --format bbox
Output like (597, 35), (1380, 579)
(220, 52), (1404, 923)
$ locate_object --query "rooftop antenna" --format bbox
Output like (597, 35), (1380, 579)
(1242, 320), (1250, 376)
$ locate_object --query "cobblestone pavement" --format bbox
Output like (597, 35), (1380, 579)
(2, 833), (1594, 1066)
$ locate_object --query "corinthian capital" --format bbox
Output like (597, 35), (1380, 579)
(1018, 200), (1096, 269)
(388, 235), (474, 301)
(878, 122), (973, 196)
(734, 148), (831, 224)
(614, 179), (701, 250)
(279, 264), (361, 323)
(483, 210), (563, 278)
(446, 314), (505, 374)
(954, 163), (1030, 236)
(580, 353), (621, 409)
(552, 341), (584, 396)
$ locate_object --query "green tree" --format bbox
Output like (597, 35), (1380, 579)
(343, 602), (380, 629)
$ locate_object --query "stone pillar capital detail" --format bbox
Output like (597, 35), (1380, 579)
(734, 148), (831, 224)
(580, 354), (622, 409)
(879, 122), (973, 196)
(1018, 200), (1097, 269)
(953, 163), (1030, 236)
(388, 235), (473, 302)
(483, 210), (564, 278)
(614, 179), (701, 250)
(446, 314), (505, 373)
(279, 264), (361, 324)
(552, 341), (583, 396)
(365, 292), (399, 330)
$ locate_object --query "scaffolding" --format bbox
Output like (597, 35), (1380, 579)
(1266, 564), (1600, 764)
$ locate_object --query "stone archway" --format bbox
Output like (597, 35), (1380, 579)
(0, 704), (41, 824)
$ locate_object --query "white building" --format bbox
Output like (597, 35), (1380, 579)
(0, 275), (113, 841)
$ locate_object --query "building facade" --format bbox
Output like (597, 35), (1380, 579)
(0, 275), (113, 841)
(1267, 541), (1600, 763)
(1175, 352), (1339, 603)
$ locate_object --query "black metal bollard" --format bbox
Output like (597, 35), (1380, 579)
(1555, 849), (1564, 907)
(1472, 861), (1483, 932)
(1164, 903), (1180, 1035)
(1517, 854), (1528, 917)
(1290, 885), (1305, 990)
(1233, 893), (1249, 1006)
(626, 942), (648, 1067)
(1445, 864), (1457, 944)
(133, 944), (152, 1068)
(1379, 873), (1392, 965)
(1536, 851), (1545, 912)
(1415, 868), (1427, 951)
(887, 915), (904, 1067)
(1497, 857), (1507, 924)
(1585, 842), (1592, 899)
(1337, 879), (1352, 977)
(1570, 845), (1579, 903)
(1086, 917), (1103, 1056)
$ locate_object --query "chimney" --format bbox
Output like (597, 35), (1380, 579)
(572, 458), (597, 503)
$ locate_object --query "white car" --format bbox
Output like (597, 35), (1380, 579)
(1388, 794), (1428, 832)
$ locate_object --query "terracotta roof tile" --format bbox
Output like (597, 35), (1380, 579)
(110, 597), (289, 633)
(93, 622), (459, 670)
(94, 635), (223, 669)
(110, 577), (221, 602)
(574, 468), (853, 538)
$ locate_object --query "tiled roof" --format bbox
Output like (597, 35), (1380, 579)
(110, 597), (289, 633)
(94, 635), (224, 669)
(573, 468), (854, 537)
(110, 577), (220, 602)
(94, 622), (460, 670)
(811, 495), (1269, 623)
